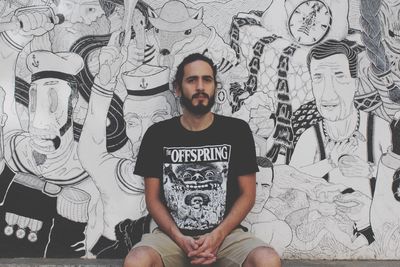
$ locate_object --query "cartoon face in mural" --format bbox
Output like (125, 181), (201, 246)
(310, 53), (358, 121)
(121, 65), (178, 158)
(57, 0), (105, 24)
(26, 51), (82, 154)
(148, 1), (204, 58)
(28, 78), (77, 152)
(253, 159), (273, 213)
(51, 0), (110, 51)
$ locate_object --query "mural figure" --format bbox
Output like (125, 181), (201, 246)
(147, 0), (237, 80)
(290, 39), (391, 197)
(242, 157), (292, 256)
(79, 30), (179, 257)
(0, 50), (100, 257)
(289, 39), (393, 256)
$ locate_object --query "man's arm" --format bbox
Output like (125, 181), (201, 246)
(144, 177), (199, 255)
(189, 173), (256, 265)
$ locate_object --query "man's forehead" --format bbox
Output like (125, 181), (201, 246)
(183, 60), (214, 76)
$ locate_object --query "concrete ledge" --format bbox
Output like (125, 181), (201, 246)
(0, 259), (399, 267)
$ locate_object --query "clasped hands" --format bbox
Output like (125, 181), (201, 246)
(177, 230), (225, 265)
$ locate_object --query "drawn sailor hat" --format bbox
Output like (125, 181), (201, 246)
(27, 51), (84, 83)
(148, 0), (203, 32)
(122, 64), (170, 96)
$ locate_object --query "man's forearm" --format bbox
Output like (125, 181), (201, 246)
(146, 195), (182, 242)
(213, 181), (255, 238)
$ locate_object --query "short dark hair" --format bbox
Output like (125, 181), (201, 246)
(173, 53), (217, 91)
(307, 39), (358, 78)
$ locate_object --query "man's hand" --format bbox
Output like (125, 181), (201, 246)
(187, 231), (224, 265)
(175, 234), (199, 257)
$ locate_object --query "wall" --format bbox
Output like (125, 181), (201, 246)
(0, 0), (400, 260)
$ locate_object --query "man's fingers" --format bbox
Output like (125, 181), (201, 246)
(190, 254), (217, 265)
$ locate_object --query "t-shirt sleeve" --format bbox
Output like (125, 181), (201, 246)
(231, 120), (259, 176)
(134, 124), (163, 179)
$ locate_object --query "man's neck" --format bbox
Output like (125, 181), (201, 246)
(324, 108), (359, 140)
(180, 111), (214, 132)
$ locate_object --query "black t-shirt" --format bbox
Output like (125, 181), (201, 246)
(134, 114), (258, 236)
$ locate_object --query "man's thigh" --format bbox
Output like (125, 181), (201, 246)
(216, 228), (269, 267)
(133, 228), (190, 267)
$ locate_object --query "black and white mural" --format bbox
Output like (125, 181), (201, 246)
(0, 0), (400, 260)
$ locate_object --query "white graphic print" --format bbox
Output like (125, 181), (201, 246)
(163, 145), (230, 232)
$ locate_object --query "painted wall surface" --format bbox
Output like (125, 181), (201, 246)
(0, 0), (400, 260)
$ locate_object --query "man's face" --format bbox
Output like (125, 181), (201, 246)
(28, 78), (74, 153)
(310, 54), (357, 121)
(178, 60), (216, 115)
(124, 95), (173, 158)
(253, 166), (273, 213)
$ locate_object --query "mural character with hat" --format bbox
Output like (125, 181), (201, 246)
(147, 0), (238, 80)
(79, 27), (179, 257)
(0, 50), (102, 257)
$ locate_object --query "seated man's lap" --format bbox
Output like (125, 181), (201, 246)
(133, 228), (268, 267)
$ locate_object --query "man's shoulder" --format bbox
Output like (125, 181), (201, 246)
(147, 116), (180, 133)
(215, 114), (250, 129)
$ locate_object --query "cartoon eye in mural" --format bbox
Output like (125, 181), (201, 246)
(29, 85), (37, 113)
(287, 0), (332, 46)
(49, 88), (58, 114)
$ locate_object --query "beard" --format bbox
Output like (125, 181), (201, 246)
(180, 91), (215, 115)
(50, 14), (110, 52)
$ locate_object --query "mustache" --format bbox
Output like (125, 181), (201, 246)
(192, 92), (210, 99)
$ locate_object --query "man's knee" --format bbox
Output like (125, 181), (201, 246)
(243, 246), (281, 267)
(123, 246), (163, 267)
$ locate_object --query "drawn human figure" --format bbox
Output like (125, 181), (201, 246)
(0, 50), (101, 257)
(79, 30), (179, 256)
(242, 157), (292, 256)
(147, 0), (237, 79)
(370, 112), (400, 257)
(290, 39), (392, 198)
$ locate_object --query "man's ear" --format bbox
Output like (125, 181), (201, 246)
(174, 82), (181, 97)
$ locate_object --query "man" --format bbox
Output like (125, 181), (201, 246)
(123, 53), (280, 267)
(290, 39), (392, 198)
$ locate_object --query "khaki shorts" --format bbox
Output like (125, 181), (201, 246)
(133, 228), (268, 267)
